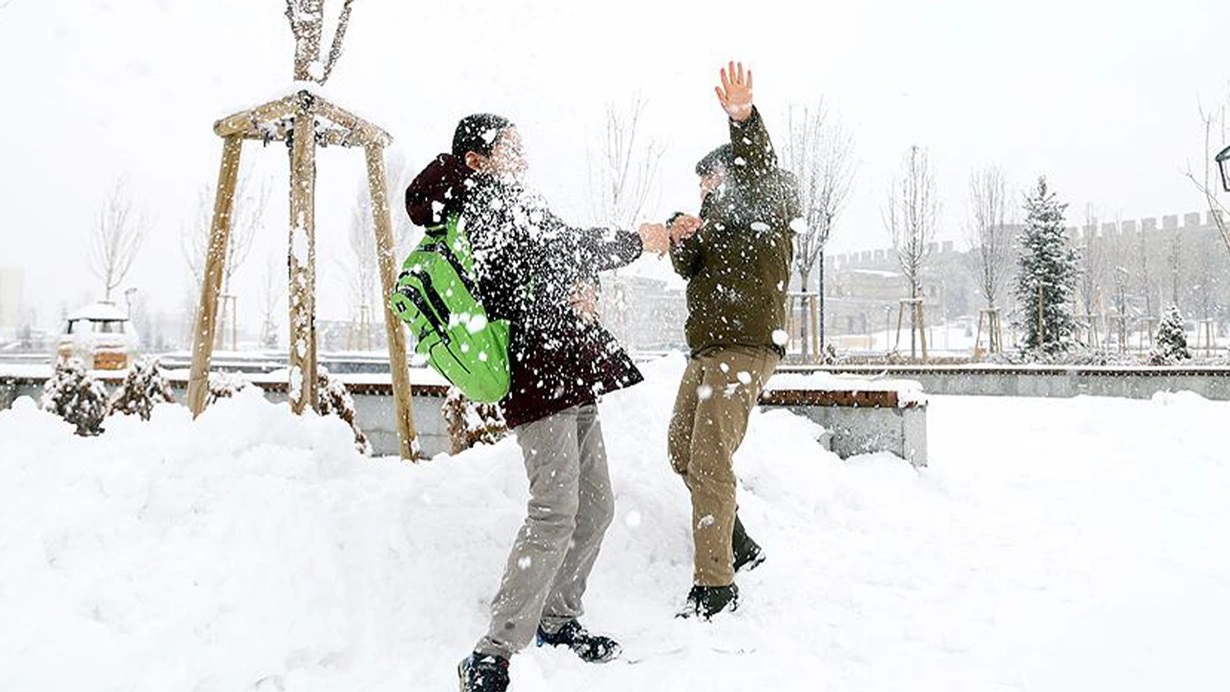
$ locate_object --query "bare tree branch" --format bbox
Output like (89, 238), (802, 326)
(321, 0), (355, 83)
(1077, 203), (1107, 317)
(782, 102), (855, 291)
(258, 253), (282, 349)
(89, 184), (146, 303)
(182, 172), (270, 296)
(587, 98), (665, 229)
(343, 186), (379, 315)
(964, 165), (1012, 310)
(884, 145), (939, 300)
(1186, 104), (1230, 258)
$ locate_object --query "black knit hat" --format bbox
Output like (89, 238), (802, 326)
(452, 113), (514, 158)
(696, 144), (734, 176)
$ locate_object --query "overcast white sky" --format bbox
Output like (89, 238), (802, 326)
(2, 0), (1229, 327)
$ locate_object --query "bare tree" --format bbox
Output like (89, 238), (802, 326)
(964, 165), (1013, 310)
(1186, 104), (1230, 257)
(258, 253), (282, 350)
(89, 184), (146, 303)
(342, 189), (379, 349)
(587, 98), (665, 230)
(1077, 204), (1108, 338)
(782, 102), (855, 355)
(183, 175), (269, 295)
(1136, 221), (1156, 328)
(883, 145), (940, 356)
(586, 98), (665, 348)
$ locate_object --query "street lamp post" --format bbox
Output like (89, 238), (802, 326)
(1217, 144), (1230, 192)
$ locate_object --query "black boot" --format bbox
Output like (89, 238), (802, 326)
(732, 514), (766, 573)
(677, 583), (740, 620)
(458, 652), (510, 692)
(536, 620), (621, 663)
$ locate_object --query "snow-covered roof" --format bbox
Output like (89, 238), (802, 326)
(67, 302), (129, 322)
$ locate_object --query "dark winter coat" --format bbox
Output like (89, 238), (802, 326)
(671, 108), (800, 357)
(406, 156), (645, 429)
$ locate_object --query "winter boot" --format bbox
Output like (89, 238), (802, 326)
(536, 619), (622, 663)
(458, 652), (510, 692)
(732, 514), (766, 573)
(677, 584), (740, 620)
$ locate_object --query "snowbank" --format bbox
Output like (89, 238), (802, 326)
(2, 357), (1229, 691)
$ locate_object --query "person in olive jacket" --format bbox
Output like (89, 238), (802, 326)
(405, 114), (670, 692)
(665, 62), (801, 619)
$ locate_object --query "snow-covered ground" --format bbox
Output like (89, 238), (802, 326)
(2, 356), (1228, 691)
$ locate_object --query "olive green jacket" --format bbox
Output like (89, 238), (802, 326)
(671, 107), (800, 356)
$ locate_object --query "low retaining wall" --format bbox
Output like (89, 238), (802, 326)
(1, 371), (927, 464)
(780, 365), (1230, 401)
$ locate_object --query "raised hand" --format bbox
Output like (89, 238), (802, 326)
(667, 214), (703, 244)
(715, 61), (754, 122)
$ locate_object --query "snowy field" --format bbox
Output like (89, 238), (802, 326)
(2, 356), (1228, 691)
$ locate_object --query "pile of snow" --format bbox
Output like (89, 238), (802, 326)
(2, 356), (1229, 690)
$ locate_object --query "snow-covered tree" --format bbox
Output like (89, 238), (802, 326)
(1151, 304), (1191, 364)
(317, 367), (371, 456)
(206, 371), (252, 406)
(109, 358), (176, 420)
(442, 387), (507, 454)
(41, 359), (109, 436)
(1015, 177), (1079, 355)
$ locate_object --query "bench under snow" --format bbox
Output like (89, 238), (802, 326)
(760, 372), (928, 467)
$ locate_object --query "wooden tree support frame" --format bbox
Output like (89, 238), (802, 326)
(1196, 319), (1217, 356)
(186, 89), (419, 459)
(974, 307), (1003, 358)
(893, 298), (928, 362)
(785, 292), (822, 361)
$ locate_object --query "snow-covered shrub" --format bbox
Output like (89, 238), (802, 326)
(109, 358), (176, 420)
(40, 358), (109, 436)
(317, 367), (371, 456)
(442, 387), (507, 454)
(207, 371), (252, 406)
(1150, 305), (1191, 365)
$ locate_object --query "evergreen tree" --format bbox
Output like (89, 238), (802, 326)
(1015, 177), (1079, 355)
(1151, 304), (1191, 364)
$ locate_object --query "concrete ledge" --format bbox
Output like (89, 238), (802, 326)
(1, 371), (928, 464)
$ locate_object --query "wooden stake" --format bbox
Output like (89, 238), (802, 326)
(365, 144), (419, 459)
(809, 295), (820, 358)
(916, 301), (928, 362)
(288, 106), (319, 414)
(187, 135), (243, 417)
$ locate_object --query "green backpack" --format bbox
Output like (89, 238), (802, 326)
(390, 214), (511, 403)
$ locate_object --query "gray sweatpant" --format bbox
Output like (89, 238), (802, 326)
(475, 403), (615, 659)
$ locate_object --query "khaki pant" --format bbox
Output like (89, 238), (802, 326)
(476, 404), (614, 659)
(667, 345), (779, 586)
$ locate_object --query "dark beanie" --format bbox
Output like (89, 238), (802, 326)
(696, 144), (734, 176)
(452, 113), (514, 158)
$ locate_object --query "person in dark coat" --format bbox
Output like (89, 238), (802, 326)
(406, 114), (669, 692)
(664, 63), (801, 620)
